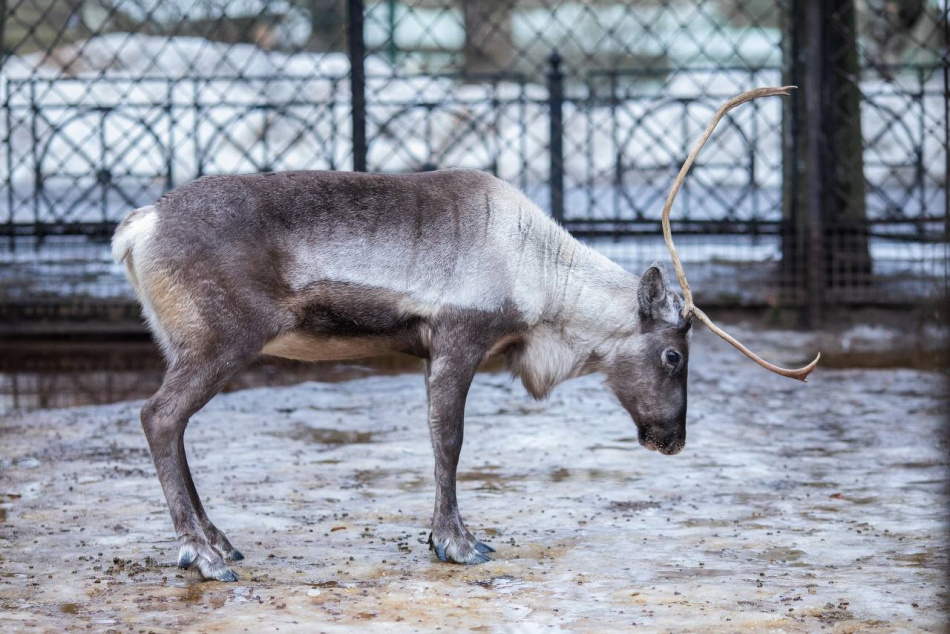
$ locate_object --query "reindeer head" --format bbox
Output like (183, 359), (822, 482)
(610, 86), (822, 457)
(606, 262), (691, 455)
(660, 86), (820, 385)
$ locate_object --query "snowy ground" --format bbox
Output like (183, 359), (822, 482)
(0, 326), (947, 632)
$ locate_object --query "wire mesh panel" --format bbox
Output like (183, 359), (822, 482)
(1, 0), (356, 310)
(838, 0), (947, 305)
(0, 0), (947, 329)
(2, 1), (355, 222)
(357, 1), (794, 306)
(782, 0), (948, 314)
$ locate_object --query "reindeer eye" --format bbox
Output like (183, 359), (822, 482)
(665, 350), (681, 366)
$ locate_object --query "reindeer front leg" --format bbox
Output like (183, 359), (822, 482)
(424, 349), (495, 564)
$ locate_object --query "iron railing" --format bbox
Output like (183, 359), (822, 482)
(0, 0), (947, 329)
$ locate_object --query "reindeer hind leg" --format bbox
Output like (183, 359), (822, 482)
(141, 339), (261, 581)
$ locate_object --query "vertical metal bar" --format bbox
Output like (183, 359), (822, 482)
(944, 0), (949, 240)
(491, 84), (500, 175)
(494, 89), (502, 176)
(261, 105), (271, 172)
(610, 72), (619, 222)
(425, 105), (432, 167)
(803, 0), (825, 326)
(547, 49), (564, 223)
(781, 0), (802, 311)
(681, 100), (690, 219)
(0, 0), (10, 247)
(585, 75), (593, 219)
(0, 0), (7, 71)
(387, 0), (397, 65)
(29, 80), (40, 237)
(193, 80), (202, 178)
(100, 110), (108, 222)
(330, 78), (339, 171)
(348, 0), (367, 172)
(750, 69), (759, 223)
(915, 66), (924, 223)
(5, 79), (14, 250)
(166, 80), (174, 191)
(519, 83), (527, 191)
(941, 0), (949, 300)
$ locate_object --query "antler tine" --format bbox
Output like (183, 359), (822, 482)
(661, 86), (796, 315)
(693, 307), (821, 382)
(660, 86), (821, 383)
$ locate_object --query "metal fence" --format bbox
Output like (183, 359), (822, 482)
(0, 0), (947, 334)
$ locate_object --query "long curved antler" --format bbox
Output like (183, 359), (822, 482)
(661, 86), (820, 382)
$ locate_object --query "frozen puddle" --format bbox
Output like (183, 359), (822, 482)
(0, 328), (947, 632)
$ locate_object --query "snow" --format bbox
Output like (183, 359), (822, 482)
(365, 4), (466, 52)
(2, 33), (943, 226)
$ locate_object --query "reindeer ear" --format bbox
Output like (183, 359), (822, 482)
(638, 263), (669, 320)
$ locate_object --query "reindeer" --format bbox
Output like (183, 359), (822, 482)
(112, 87), (818, 581)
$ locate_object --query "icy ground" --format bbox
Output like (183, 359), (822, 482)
(0, 326), (947, 632)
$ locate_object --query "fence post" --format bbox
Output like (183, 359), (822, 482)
(801, 0), (825, 327)
(784, 0), (872, 326)
(783, 0), (825, 328)
(944, 0), (949, 243)
(547, 49), (565, 223)
(348, 0), (367, 172)
(0, 0), (7, 66)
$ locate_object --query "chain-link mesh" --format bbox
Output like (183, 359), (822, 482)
(0, 0), (947, 329)
(826, 0), (947, 306)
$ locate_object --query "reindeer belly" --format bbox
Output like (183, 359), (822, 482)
(267, 282), (431, 360)
(261, 331), (399, 361)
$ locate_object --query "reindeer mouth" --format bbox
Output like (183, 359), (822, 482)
(638, 433), (684, 456)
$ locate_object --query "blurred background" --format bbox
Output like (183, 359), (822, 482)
(0, 0), (947, 413)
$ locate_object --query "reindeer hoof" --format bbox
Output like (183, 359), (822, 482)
(463, 551), (492, 565)
(429, 532), (493, 565)
(226, 548), (245, 562)
(201, 564), (240, 583)
(177, 536), (240, 581)
(192, 554), (240, 582)
(205, 525), (244, 563)
(177, 543), (198, 569)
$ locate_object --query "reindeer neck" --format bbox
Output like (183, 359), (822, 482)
(537, 230), (639, 356)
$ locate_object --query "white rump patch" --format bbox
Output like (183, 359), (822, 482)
(110, 206), (176, 361)
(111, 205), (157, 264)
